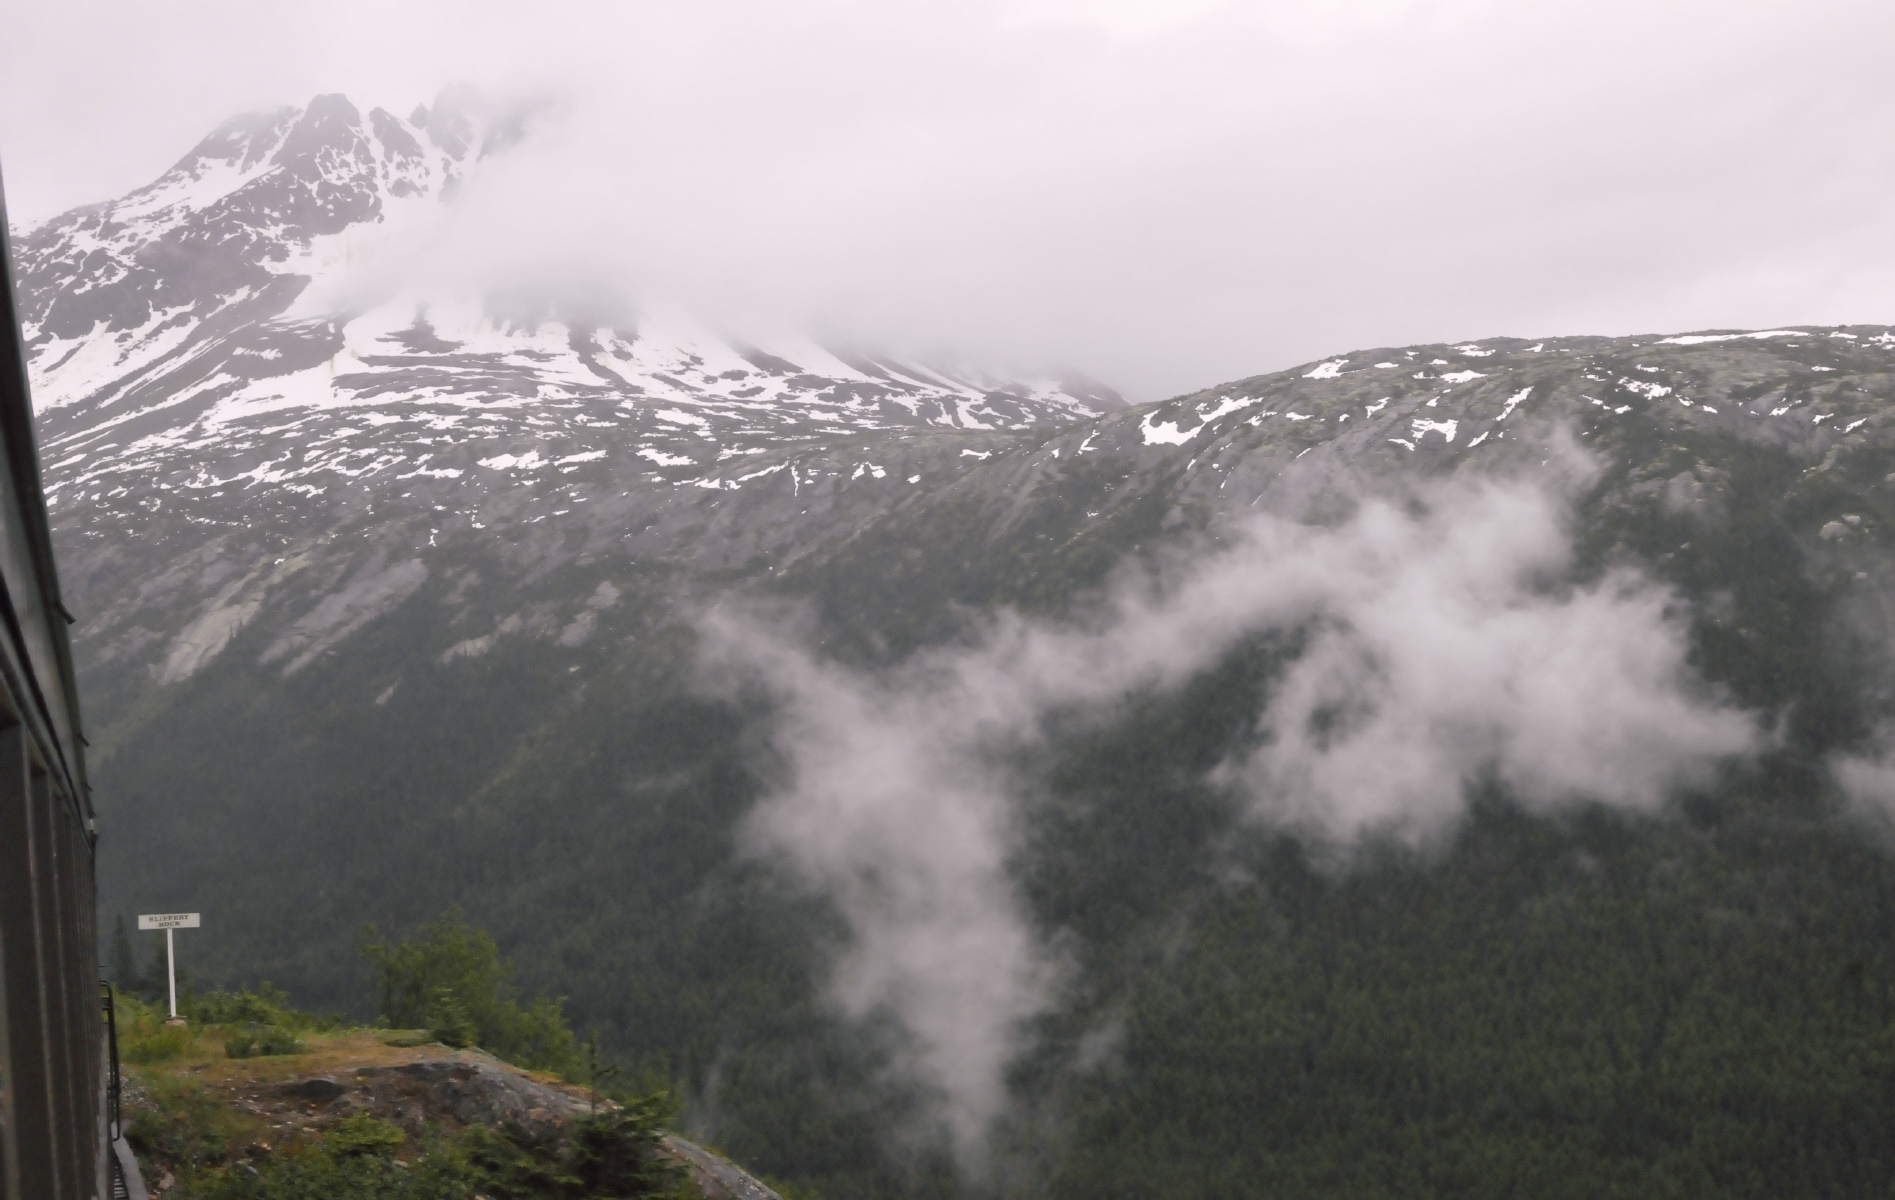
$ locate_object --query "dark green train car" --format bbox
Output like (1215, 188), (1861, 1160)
(0, 166), (110, 1200)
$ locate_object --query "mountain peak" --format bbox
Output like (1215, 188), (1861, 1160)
(14, 94), (475, 345)
(12, 93), (1125, 555)
(168, 105), (300, 182)
(419, 83), (484, 159)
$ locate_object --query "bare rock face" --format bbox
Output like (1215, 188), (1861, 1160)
(662, 1136), (785, 1200)
(354, 1053), (780, 1197)
(278, 1075), (343, 1104)
(359, 1055), (587, 1136)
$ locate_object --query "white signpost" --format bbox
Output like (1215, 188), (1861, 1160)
(137, 913), (200, 1021)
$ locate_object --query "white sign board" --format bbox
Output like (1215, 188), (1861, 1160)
(138, 913), (200, 930)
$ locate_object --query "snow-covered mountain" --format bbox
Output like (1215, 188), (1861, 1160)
(13, 90), (1123, 525)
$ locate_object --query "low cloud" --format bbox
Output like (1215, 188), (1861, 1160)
(1828, 731), (1895, 828)
(699, 463), (1757, 1159)
(1216, 490), (1758, 840)
(1836, 750), (1895, 813)
(13, 1), (1895, 397)
(699, 615), (1059, 1158)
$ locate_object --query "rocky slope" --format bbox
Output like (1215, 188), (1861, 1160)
(122, 1031), (779, 1199)
(46, 323), (1895, 701)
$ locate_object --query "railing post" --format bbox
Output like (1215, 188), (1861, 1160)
(36, 771), (85, 1198)
(0, 885), (19, 1200)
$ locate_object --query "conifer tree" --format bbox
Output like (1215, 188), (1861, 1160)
(108, 914), (138, 994)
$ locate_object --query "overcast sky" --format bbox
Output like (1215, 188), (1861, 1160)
(4, 0), (1893, 399)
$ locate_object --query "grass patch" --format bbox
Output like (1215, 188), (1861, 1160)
(224, 1025), (308, 1059)
(123, 1020), (201, 1065)
(125, 1074), (270, 1171)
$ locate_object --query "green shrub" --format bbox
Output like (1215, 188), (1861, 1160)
(185, 1140), (471, 1198)
(493, 995), (581, 1076)
(359, 911), (502, 1032)
(359, 911), (582, 1077)
(188, 983), (343, 1033)
(127, 1075), (269, 1175)
(223, 1024), (307, 1059)
(116, 992), (205, 1063)
(423, 986), (476, 1049)
(124, 1109), (168, 1157)
(123, 1021), (199, 1064)
(561, 1108), (690, 1198)
(325, 1114), (406, 1159)
(180, 1101), (690, 1199)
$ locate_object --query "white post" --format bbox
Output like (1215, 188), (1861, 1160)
(139, 913), (200, 1023)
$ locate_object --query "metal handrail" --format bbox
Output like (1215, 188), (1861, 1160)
(101, 981), (122, 1142)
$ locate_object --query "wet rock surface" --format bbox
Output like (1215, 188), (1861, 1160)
(277, 1075), (342, 1103)
(354, 1054), (588, 1136)
(663, 1136), (784, 1200)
